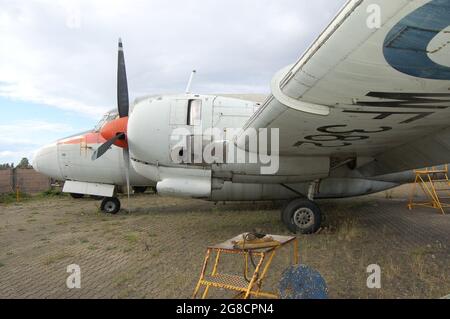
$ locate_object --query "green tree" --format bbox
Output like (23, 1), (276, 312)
(17, 158), (30, 169)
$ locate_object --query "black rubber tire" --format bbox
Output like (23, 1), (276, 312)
(100, 197), (121, 214)
(282, 199), (322, 234)
(70, 193), (84, 199)
(280, 199), (295, 225)
(133, 186), (147, 194)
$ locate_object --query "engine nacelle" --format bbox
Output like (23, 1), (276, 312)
(128, 96), (173, 171)
(128, 94), (214, 196)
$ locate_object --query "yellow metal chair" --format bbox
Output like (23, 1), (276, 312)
(192, 233), (299, 299)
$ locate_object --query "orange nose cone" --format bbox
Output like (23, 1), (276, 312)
(100, 117), (128, 148)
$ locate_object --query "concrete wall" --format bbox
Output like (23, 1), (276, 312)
(0, 169), (51, 194)
(0, 169), (13, 193)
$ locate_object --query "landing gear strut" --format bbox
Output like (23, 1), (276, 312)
(101, 197), (121, 214)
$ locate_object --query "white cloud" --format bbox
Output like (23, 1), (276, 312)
(0, 120), (73, 135)
(0, 151), (17, 158)
(0, 120), (74, 164)
(0, 137), (37, 146)
(0, 0), (346, 118)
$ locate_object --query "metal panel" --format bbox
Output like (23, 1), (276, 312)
(63, 180), (115, 197)
(170, 99), (188, 125)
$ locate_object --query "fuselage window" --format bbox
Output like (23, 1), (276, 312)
(187, 99), (202, 126)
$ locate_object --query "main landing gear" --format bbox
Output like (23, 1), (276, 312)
(281, 198), (322, 234)
(281, 181), (322, 234)
(100, 197), (121, 214)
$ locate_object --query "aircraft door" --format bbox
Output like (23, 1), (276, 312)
(58, 143), (76, 180)
(169, 96), (213, 165)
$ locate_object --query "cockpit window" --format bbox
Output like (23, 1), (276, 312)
(94, 111), (119, 132)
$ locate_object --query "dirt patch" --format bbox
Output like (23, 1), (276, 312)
(0, 186), (449, 299)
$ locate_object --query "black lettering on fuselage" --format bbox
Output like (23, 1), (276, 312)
(294, 92), (449, 149)
(342, 110), (434, 124)
(347, 92), (450, 124)
(357, 92), (450, 109)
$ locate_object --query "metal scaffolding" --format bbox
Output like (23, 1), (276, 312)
(408, 165), (449, 215)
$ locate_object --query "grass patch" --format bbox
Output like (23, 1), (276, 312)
(114, 273), (135, 287)
(113, 267), (142, 289)
(410, 246), (435, 257)
(0, 189), (65, 205)
(124, 232), (140, 244)
(151, 249), (163, 258)
(43, 251), (73, 266)
(36, 189), (66, 198)
(336, 218), (362, 241)
(0, 192), (31, 204)
(0, 262), (4, 267)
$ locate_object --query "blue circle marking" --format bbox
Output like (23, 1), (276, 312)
(383, 0), (450, 80)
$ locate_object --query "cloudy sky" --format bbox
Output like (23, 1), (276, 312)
(0, 0), (346, 165)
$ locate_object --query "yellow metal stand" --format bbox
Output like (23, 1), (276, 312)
(408, 165), (449, 215)
(192, 234), (299, 299)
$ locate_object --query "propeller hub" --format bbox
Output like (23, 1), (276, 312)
(100, 117), (128, 148)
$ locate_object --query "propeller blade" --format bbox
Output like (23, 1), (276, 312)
(117, 38), (129, 118)
(91, 133), (125, 160)
(123, 148), (131, 213)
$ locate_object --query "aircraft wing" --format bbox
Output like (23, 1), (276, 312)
(238, 0), (450, 176)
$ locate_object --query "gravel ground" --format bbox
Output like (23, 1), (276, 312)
(0, 185), (448, 299)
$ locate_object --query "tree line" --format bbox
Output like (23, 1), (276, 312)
(0, 158), (31, 170)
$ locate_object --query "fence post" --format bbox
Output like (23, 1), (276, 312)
(11, 168), (16, 193)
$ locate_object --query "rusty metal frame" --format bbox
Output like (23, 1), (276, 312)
(192, 235), (299, 299)
(408, 165), (449, 215)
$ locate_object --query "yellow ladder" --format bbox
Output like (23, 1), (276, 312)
(408, 165), (450, 215)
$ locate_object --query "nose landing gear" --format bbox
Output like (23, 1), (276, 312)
(100, 197), (121, 214)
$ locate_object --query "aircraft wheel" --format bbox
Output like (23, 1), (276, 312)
(70, 193), (84, 199)
(101, 197), (121, 214)
(282, 199), (322, 234)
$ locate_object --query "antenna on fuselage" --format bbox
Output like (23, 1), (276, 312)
(185, 70), (197, 94)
